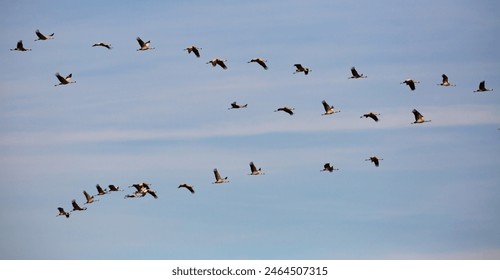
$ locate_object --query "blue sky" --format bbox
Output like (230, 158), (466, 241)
(1, 0), (499, 259)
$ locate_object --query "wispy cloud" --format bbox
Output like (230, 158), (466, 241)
(1, 104), (498, 147)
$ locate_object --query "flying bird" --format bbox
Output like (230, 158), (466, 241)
(178, 183), (195, 194)
(10, 40), (31, 51)
(360, 112), (380, 122)
(349, 67), (367, 79)
(95, 184), (109, 196)
(92, 42), (112, 49)
(365, 156), (383, 167)
(248, 58), (268, 69)
(57, 207), (70, 218)
(438, 74), (455, 86)
(293, 64), (310, 75)
(184, 45), (201, 57)
(321, 163), (339, 172)
(136, 37), (154, 51)
(54, 72), (76, 86)
(321, 100), (340, 115)
(108, 184), (123, 192)
(83, 190), (99, 204)
(228, 102), (248, 110)
(34, 29), (54, 41)
(212, 168), (229, 184)
(474, 80), (493, 92)
(129, 182), (158, 199)
(207, 58), (227, 69)
(130, 182), (148, 192)
(124, 193), (139, 199)
(401, 79), (420, 91)
(249, 161), (264, 175)
(274, 106), (295, 115)
(411, 109), (431, 124)
(71, 199), (87, 212)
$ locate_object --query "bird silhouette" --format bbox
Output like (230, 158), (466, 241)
(401, 79), (420, 91)
(178, 183), (195, 194)
(293, 64), (310, 75)
(10, 40), (31, 51)
(248, 58), (268, 69)
(349, 67), (367, 79)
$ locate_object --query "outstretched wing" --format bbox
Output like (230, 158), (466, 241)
(351, 67), (359, 77)
(442, 74), (449, 84)
(368, 113), (379, 122)
(83, 190), (92, 201)
(136, 37), (145, 47)
(35, 29), (45, 39)
(407, 80), (416, 90)
(147, 190), (158, 199)
(412, 109), (423, 121)
(96, 184), (106, 194)
(191, 47), (200, 57)
(71, 199), (80, 210)
(256, 59), (268, 69)
(17, 40), (24, 49)
(55, 73), (67, 83)
(217, 59), (227, 69)
(213, 168), (221, 181)
(283, 107), (294, 115)
(479, 81), (486, 91)
(294, 64), (304, 71)
(322, 100), (331, 112)
(179, 184), (195, 194)
(250, 162), (257, 173)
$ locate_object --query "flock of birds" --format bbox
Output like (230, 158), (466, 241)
(8, 29), (495, 218)
(56, 164), (261, 218)
(57, 183), (160, 218)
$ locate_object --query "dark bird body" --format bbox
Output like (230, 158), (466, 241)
(293, 64), (310, 75)
(83, 190), (99, 204)
(249, 161), (264, 175)
(349, 67), (367, 79)
(401, 79), (419, 91)
(412, 109), (431, 124)
(248, 58), (268, 69)
(213, 168), (229, 184)
(360, 112), (380, 122)
(474, 81), (493, 92)
(321, 100), (340, 115)
(92, 42), (112, 49)
(366, 156), (383, 167)
(178, 183), (195, 194)
(71, 199), (87, 211)
(108, 184), (123, 192)
(228, 102), (248, 110)
(35, 29), (54, 41)
(136, 37), (154, 51)
(438, 74), (455, 86)
(95, 184), (109, 195)
(54, 72), (76, 86)
(185, 45), (201, 57)
(275, 106), (295, 115)
(321, 163), (338, 172)
(207, 58), (227, 69)
(57, 207), (70, 218)
(10, 40), (31, 51)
